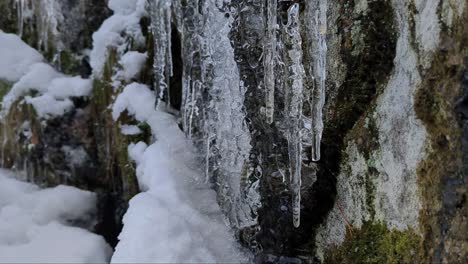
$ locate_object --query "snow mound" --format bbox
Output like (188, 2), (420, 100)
(0, 31), (43, 82)
(117, 51), (148, 82)
(0, 32), (92, 119)
(111, 84), (250, 263)
(0, 169), (112, 263)
(112, 82), (155, 122)
(90, 0), (147, 76)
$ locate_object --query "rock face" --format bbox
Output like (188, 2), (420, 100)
(0, 0), (466, 262)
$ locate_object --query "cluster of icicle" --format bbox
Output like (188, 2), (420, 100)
(264, 1), (328, 227)
(150, 0), (328, 228)
(15, 0), (63, 54)
(150, 0), (256, 228)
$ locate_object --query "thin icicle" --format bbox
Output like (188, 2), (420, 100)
(309, 0), (328, 161)
(150, 0), (172, 102)
(15, 0), (26, 37)
(264, 0), (277, 124)
(284, 3), (305, 228)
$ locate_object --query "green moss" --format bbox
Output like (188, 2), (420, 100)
(0, 0), (18, 33)
(89, 46), (143, 203)
(413, 8), (467, 263)
(0, 79), (12, 101)
(1, 98), (41, 169)
(113, 124), (140, 202)
(325, 221), (421, 264)
(58, 50), (80, 75)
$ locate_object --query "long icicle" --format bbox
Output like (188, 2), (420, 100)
(310, 0), (328, 161)
(285, 3), (305, 228)
(264, 0), (277, 124)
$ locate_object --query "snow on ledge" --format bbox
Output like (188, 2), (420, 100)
(0, 169), (112, 263)
(0, 31), (92, 119)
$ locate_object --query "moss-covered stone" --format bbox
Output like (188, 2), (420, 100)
(325, 221), (421, 264)
(58, 50), (80, 75)
(310, 0), (397, 243)
(0, 79), (12, 101)
(0, 0), (18, 33)
(414, 7), (467, 263)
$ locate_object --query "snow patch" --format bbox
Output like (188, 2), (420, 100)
(90, 0), (147, 76)
(111, 83), (249, 262)
(0, 169), (112, 263)
(0, 31), (43, 82)
(120, 124), (142, 135)
(112, 83), (155, 122)
(117, 51), (148, 82)
(0, 32), (92, 119)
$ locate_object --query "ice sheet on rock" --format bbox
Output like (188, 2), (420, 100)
(0, 169), (112, 263)
(0, 31), (43, 82)
(111, 84), (250, 263)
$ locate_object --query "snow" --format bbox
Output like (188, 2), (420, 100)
(117, 51), (147, 82)
(0, 31), (43, 82)
(111, 84), (249, 263)
(90, 0), (146, 76)
(61, 146), (89, 166)
(111, 82), (156, 122)
(0, 169), (112, 263)
(47, 77), (92, 99)
(120, 125), (142, 135)
(2, 62), (61, 111)
(109, 0), (145, 16)
(0, 34), (92, 119)
(25, 94), (74, 117)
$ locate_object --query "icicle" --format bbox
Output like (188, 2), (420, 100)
(309, 0), (328, 161)
(264, 0), (277, 124)
(285, 3), (305, 228)
(1, 125), (7, 168)
(151, 0), (172, 103)
(15, 0), (25, 37)
(165, 3), (173, 103)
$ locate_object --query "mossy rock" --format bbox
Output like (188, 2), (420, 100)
(325, 221), (421, 264)
(0, 79), (12, 101)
